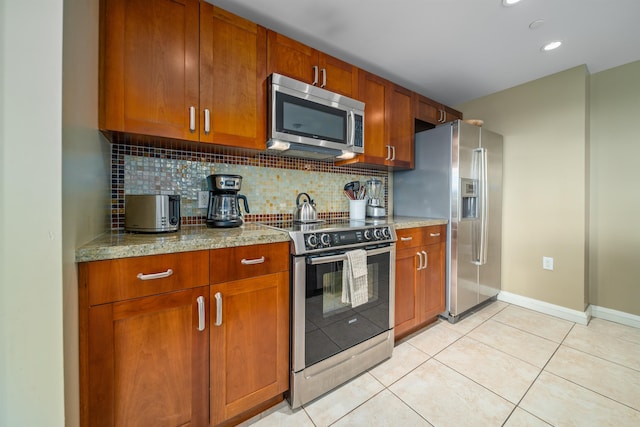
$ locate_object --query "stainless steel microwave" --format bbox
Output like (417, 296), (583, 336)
(267, 73), (364, 160)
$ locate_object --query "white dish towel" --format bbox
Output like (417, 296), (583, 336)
(342, 249), (369, 308)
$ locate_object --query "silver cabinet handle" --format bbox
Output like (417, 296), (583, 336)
(196, 296), (205, 331)
(385, 145), (391, 160)
(312, 65), (319, 86)
(416, 252), (423, 271)
(136, 268), (173, 281)
(204, 108), (210, 134)
(400, 236), (413, 241)
(390, 146), (396, 161)
(321, 68), (327, 88)
(189, 106), (196, 132)
(443, 110), (447, 122)
(422, 250), (428, 269)
(429, 233), (440, 237)
(214, 292), (222, 326)
(241, 256), (265, 265)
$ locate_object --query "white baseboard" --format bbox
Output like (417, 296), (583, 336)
(497, 291), (590, 325)
(590, 305), (640, 329)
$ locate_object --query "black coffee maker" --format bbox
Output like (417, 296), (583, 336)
(206, 174), (250, 228)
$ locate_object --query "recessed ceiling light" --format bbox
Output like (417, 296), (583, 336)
(502, 0), (522, 6)
(541, 41), (563, 52)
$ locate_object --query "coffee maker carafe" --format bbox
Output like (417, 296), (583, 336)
(206, 174), (249, 228)
(365, 178), (386, 218)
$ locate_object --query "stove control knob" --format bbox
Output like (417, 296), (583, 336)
(363, 229), (373, 241)
(320, 233), (331, 246)
(374, 228), (384, 239)
(382, 227), (391, 239)
(306, 234), (318, 248)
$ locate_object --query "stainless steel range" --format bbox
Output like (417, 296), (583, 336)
(263, 219), (396, 408)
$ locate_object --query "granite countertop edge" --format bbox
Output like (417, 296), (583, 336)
(76, 217), (447, 262)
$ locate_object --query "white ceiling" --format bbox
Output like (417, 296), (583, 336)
(208, 0), (640, 106)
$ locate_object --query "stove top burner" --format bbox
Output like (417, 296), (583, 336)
(260, 218), (396, 254)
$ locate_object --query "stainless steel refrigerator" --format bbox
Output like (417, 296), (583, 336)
(394, 120), (503, 322)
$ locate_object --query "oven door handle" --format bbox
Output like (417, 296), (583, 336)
(307, 246), (391, 265)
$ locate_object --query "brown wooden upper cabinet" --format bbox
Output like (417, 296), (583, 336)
(337, 71), (413, 169)
(267, 31), (359, 98)
(100, 0), (267, 150)
(414, 93), (462, 125)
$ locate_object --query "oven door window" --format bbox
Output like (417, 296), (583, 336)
(304, 251), (390, 367)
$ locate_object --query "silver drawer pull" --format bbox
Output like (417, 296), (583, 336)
(196, 296), (205, 331)
(430, 233), (441, 237)
(136, 269), (173, 281)
(241, 256), (265, 265)
(400, 236), (413, 241)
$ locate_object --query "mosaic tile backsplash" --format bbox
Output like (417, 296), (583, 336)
(111, 144), (389, 229)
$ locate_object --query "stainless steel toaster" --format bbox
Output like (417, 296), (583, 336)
(125, 194), (181, 233)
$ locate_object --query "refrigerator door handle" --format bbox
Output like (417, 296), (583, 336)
(472, 147), (489, 266)
(478, 147), (489, 266)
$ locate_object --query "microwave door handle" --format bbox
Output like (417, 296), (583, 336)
(348, 111), (356, 147)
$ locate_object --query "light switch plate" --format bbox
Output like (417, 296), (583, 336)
(543, 256), (554, 270)
(197, 191), (209, 209)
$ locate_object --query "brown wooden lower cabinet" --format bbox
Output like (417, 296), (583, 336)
(394, 225), (446, 340)
(85, 287), (210, 427)
(79, 242), (290, 427)
(209, 271), (289, 425)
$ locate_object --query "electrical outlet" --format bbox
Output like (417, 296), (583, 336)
(197, 191), (209, 209)
(543, 256), (554, 271)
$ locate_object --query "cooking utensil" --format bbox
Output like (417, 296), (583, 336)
(344, 181), (360, 192)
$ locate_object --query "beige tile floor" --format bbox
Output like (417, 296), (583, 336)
(244, 301), (640, 427)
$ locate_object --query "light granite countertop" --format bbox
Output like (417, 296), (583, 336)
(391, 216), (448, 229)
(75, 223), (291, 262)
(76, 217), (447, 262)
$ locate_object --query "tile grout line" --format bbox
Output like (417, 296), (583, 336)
(543, 324), (640, 414)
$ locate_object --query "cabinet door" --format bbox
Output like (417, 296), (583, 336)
(318, 53), (359, 97)
(267, 31), (317, 84)
(87, 287), (209, 427)
(100, 0), (200, 140)
(210, 271), (289, 425)
(442, 106), (463, 123)
(357, 71), (388, 165)
(200, 5), (267, 149)
(418, 242), (446, 322)
(387, 84), (414, 169)
(414, 93), (440, 125)
(394, 247), (421, 338)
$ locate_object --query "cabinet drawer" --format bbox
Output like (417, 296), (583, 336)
(395, 228), (424, 249)
(84, 250), (210, 306)
(210, 242), (289, 284)
(424, 224), (446, 245)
